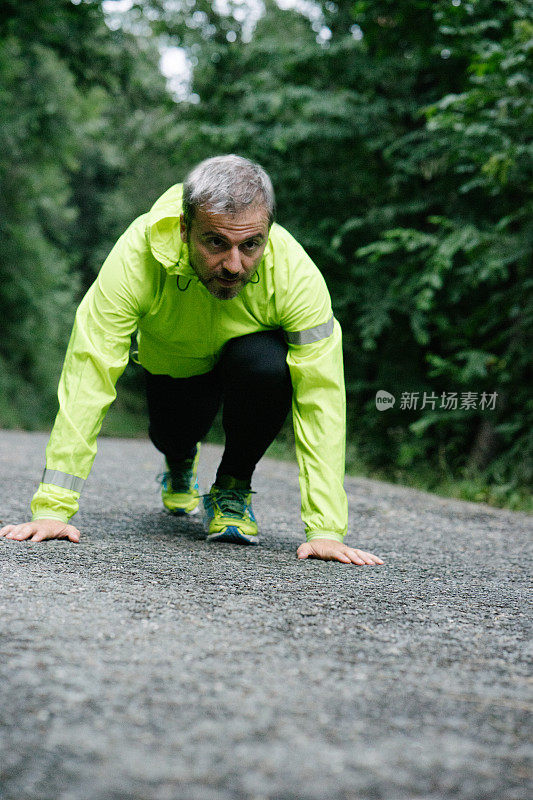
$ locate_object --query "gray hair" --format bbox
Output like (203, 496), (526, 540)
(182, 155), (275, 230)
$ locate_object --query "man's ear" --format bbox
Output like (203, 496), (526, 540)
(179, 214), (188, 242)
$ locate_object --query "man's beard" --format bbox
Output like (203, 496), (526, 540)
(206, 278), (244, 300)
(191, 260), (258, 300)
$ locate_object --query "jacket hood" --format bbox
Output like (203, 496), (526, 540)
(147, 183), (194, 277)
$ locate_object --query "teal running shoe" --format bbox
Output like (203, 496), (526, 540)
(159, 445), (200, 515)
(203, 477), (258, 544)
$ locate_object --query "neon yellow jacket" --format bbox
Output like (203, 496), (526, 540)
(31, 185), (348, 542)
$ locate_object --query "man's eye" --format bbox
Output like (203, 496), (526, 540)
(208, 237), (224, 247)
(243, 240), (260, 250)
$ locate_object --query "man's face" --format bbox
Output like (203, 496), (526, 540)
(180, 205), (270, 300)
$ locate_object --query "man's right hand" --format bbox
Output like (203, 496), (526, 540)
(0, 519), (80, 543)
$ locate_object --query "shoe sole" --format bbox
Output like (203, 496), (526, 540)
(206, 525), (259, 545)
(165, 504), (200, 517)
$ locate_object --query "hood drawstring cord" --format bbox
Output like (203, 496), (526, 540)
(177, 276), (191, 291)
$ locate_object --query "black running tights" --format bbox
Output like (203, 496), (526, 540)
(145, 330), (293, 485)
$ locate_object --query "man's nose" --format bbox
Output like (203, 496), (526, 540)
(223, 247), (242, 275)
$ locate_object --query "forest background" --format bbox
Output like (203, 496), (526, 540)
(1, 0), (531, 510)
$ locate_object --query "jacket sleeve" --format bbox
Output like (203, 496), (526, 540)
(31, 223), (149, 523)
(279, 238), (348, 542)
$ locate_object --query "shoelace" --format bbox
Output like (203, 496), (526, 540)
(203, 488), (255, 517)
(156, 464), (194, 493)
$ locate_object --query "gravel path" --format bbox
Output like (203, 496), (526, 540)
(0, 429), (531, 800)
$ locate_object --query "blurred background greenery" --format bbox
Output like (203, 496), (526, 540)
(1, 0), (531, 510)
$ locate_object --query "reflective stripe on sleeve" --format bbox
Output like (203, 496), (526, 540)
(284, 315), (335, 345)
(41, 469), (85, 494)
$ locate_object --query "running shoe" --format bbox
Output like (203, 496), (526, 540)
(203, 478), (259, 544)
(159, 445), (200, 515)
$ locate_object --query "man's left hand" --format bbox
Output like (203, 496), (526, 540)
(297, 539), (383, 565)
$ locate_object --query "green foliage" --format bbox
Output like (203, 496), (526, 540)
(0, 35), (80, 426)
(0, 0), (175, 425)
(340, 1), (532, 498)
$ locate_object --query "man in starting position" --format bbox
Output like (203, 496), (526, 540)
(1, 155), (383, 566)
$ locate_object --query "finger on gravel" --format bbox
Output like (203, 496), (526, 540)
(6, 524), (37, 540)
(30, 526), (79, 543)
(355, 549), (384, 565)
(335, 554), (353, 564)
(30, 529), (55, 542)
(342, 549), (365, 565)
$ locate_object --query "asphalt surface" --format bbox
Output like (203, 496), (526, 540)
(0, 429), (531, 800)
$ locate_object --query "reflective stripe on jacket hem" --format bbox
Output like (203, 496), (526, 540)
(41, 469), (85, 494)
(285, 315), (334, 345)
(306, 531), (345, 543)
